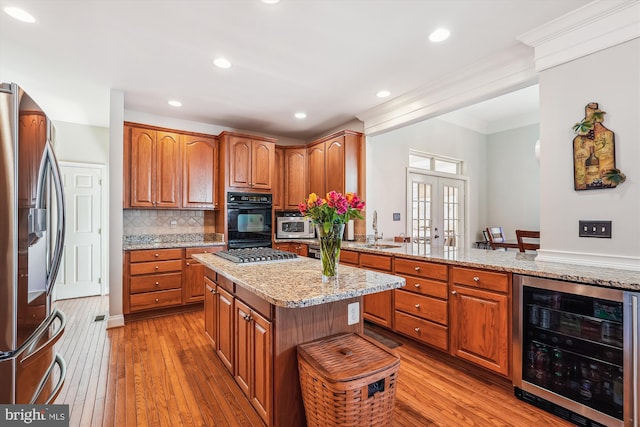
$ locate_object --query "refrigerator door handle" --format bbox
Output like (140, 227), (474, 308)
(20, 309), (66, 367)
(30, 353), (66, 405)
(43, 141), (65, 294)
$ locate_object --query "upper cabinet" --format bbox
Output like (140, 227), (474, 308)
(307, 130), (362, 196)
(273, 148), (285, 210)
(219, 132), (276, 191)
(124, 123), (218, 209)
(183, 135), (218, 209)
(273, 145), (308, 211)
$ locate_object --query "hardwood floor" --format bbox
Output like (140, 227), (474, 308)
(54, 296), (573, 426)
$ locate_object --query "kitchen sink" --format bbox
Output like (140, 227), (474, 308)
(359, 243), (402, 249)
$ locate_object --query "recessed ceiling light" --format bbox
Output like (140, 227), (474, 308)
(262, 0), (280, 4)
(4, 6), (35, 23)
(294, 112), (306, 119)
(168, 100), (182, 107)
(429, 28), (450, 43)
(376, 90), (390, 98)
(213, 57), (232, 69)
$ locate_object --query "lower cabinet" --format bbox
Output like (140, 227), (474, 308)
(450, 267), (510, 377)
(273, 242), (308, 257)
(360, 253), (393, 328)
(234, 299), (272, 424)
(204, 275), (234, 371)
(184, 246), (224, 303)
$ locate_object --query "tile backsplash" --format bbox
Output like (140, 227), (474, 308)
(123, 209), (216, 236)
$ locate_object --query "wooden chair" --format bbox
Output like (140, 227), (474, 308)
(516, 229), (540, 252)
(486, 227), (519, 250)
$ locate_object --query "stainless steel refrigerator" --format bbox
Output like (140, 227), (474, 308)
(0, 83), (67, 404)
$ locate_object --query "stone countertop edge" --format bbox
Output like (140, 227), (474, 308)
(338, 242), (639, 291)
(192, 254), (406, 308)
(123, 240), (226, 251)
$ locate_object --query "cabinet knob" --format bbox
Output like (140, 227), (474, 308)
(451, 290), (457, 295)
(473, 276), (480, 282)
(244, 315), (252, 322)
(155, 282), (159, 286)
(155, 265), (159, 270)
(414, 304), (420, 309)
(186, 262), (191, 266)
(414, 266), (421, 271)
(155, 298), (159, 303)
(154, 253), (159, 257)
(414, 327), (420, 333)
(414, 283), (421, 288)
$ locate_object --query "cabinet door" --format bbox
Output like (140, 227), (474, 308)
(284, 148), (307, 208)
(307, 143), (325, 196)
(184, 259), (205, 303)
(251, 310), (272, 425)
(229, 136), (252, 188)
(251, 140), (274, 189)
(272, 147), (285, 210)
(183, 135), (217, 209)
(129, 127), (155, 207)
(217, 287), (235, 372)
(273, 243), (291, 252)
(204, 278), (217, 345)
(450, 284), (509, 376)
(235, 299), (252, 396)
(363, 291), (393, 328)
(325, 136), (345, 194)
(292, 243), (308, 257)
(155, 132), (181, 208)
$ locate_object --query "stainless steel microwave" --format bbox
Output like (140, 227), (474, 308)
(276, 214), (315, 239)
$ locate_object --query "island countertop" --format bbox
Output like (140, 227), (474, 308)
(192, 253), (405, 308)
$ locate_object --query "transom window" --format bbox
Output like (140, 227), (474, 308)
(409, 150), (461, 174)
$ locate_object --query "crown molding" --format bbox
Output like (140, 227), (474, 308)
(518, 0), (640, 71)
(356, 44), (537, 136)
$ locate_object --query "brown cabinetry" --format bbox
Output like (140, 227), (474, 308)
(126, 249), (183, 312)
(220, 132), (276, 190)
(307, 130), (362, 196)
(360, 253), (393, 328)
(273, 147), (285, 210)
(339, 249), (359, 266)
(393, 258), (449, 351)
(273, 242), (308, 257)
(450, 267), (510, 376)
(183, 135), (218, 209)
(184, 246), (224, 303)
(283, 147), (307, 209)
(126, 125), (182, 208)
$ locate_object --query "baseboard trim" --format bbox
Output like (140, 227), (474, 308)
(107, 314), (125, 329)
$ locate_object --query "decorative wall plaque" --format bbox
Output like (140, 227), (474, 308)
(572, 102), (625, 190)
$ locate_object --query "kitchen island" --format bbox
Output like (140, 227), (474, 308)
(193, 253), (405, 427)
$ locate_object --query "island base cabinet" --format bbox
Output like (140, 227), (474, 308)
(204, 278), (217, 346)
(449, 284), (509, 376)
(217, 287), (235, 373)
(235, 299), (272, 425)
(363, 291), (393, 328)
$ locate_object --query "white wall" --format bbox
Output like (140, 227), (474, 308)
(366, 118), (488, 245)
(52, 121), (109, 164)
(486, 124), (540, 240)
(537, 38), (640, 268)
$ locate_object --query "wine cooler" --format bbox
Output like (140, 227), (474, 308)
(513, 275), (637, 427)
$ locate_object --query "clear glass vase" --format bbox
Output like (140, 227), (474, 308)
(316, 223), (345, 283)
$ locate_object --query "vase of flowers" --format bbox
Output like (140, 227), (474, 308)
(299, 191), (365, 282)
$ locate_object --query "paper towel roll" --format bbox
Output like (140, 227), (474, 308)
(346, 219), (355, 240)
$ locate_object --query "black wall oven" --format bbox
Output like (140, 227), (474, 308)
(227, 192), (272, 249)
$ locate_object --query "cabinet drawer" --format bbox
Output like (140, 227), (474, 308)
(130, 289), (183, 312)
(339, 249), (359, 266)
(394, 311), (448, 351)
(399, 275), (448, 299)
(452, 267), (509, 293)
(185, 246), (224, 258)
(130, 248), (183, 262)
(360, 253), (392, 271)
(130, 259), (182, 275)
(394, 258), (448, 281)
(130, 273), (182, 294)
(395, 289), (447, 325)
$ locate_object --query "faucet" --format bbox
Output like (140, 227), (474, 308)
(372, 210), (383, 244)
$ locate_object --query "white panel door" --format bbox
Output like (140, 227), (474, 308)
(56, 164), (103, 300)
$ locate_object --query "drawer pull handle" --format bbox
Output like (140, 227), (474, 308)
(414, 283), (421, 288)
(155, 282), (159, 286)
(414, 327), (420, 333)
(154, 253), (159, 257)
(414, 266), (421, 271)
(451, 290), (457, 295)
(155, 298), (159, 303)
(186, 262), (191, 266)
(414, 304), (420, 309)
(473, 276), (480, 282)
(155, 266), (159, 270)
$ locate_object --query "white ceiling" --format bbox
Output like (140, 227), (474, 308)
(0, 0), (587, 140)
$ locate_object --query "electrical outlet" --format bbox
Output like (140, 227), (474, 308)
(579, 220), (612, 238)
(393, 213), (401, 221)
(170, 220), (177, 229)
(347, 302), (359, 325)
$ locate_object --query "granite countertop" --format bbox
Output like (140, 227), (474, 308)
(338, 242), (640, 291)
(192, 253), (405, 308)
(123, 233), (226, 251)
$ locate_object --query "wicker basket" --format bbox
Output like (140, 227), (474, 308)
(297, 333), (400, 427)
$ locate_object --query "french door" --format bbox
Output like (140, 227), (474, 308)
(406, 170), (466, 253)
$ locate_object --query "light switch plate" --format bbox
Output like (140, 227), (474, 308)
(347, 302), (359, 325)
(578, 220), (612, 238)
